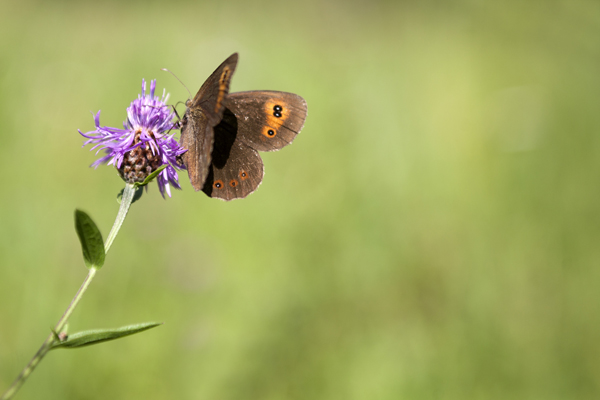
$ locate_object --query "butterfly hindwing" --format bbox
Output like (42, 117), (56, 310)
(201, 91), (306, 201)
(202, 109), (264, 200)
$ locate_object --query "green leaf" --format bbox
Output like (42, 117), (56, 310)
(117, 186), (144, 204)
(133, 165), (168, 188)
(51, 329), (61, 342)
(51, 322), (163, 350)
(74, 210), (105, 270)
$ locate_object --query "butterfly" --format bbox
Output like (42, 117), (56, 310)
(179, 53), (307, 201)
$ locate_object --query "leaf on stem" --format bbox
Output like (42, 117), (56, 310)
(74, 210), (105, 270)
(134, 165), (167, 188)
(51, 322), (163, 350)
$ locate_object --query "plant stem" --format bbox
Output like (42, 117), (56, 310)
(105, 184), (136, 253)
(1, 184), (137, 400)
(0, 268), (97, 400)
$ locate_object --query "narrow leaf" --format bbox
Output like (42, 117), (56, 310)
(51, 322), (163, 350)
(74, 210), (105, 269)
(134, 165), (167, 188)
(51, 329), (61, 342)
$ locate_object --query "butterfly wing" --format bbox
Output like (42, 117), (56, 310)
(202, 91), (307, 200)
(180, 53), (238, 191)
(201, 108), (264, 200)
(226, 91), (307, 151)
(180, 111), (213, 191)
(189, 53), (238, 123)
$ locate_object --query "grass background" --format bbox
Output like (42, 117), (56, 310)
(1, 0), (600, 399)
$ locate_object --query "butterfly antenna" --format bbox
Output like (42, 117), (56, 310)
(161, 68), (192, 99)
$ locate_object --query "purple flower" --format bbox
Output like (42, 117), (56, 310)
(79, 79), (187, 198)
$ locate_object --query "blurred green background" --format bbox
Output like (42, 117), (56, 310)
(2, 0), (600, 399)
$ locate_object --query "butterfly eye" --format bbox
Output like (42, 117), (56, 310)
(239, 170), (249, 180)
(273, 105), (283, 112)
(229, 179), (238, 187)
(267, 129), (275, 136)
(213, 180), (224, 189)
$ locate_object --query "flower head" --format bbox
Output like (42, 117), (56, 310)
(80, 79), (187, 198)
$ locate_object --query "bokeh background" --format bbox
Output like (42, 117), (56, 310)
(1, 0), (600, 399)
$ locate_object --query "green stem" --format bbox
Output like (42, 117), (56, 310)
(0, 267), (98, 400)
(105, 184), (136, 253)
(1, 184), (137, 400)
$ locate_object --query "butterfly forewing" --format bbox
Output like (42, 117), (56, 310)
(181, 53), (238, 190)
(180, 112), (212, 191)
(190, 53), (238, 122)
(225, 91), (307, 152)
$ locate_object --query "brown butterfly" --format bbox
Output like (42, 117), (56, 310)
(179, 53), (307, 201)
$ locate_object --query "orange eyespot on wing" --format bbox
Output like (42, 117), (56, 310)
(264, 99), (290, 129)
(223, 91), (307, 153)
(262, 126), (278, 138)
(202, 140), (264, 201)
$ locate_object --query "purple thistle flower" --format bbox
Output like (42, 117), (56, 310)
(80, 79), (187, 198)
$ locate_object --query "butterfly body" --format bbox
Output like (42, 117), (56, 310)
(180, 53), (307, 200)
